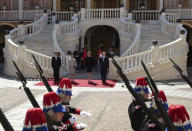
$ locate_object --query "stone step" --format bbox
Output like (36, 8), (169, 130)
(138, 23), (175, 53)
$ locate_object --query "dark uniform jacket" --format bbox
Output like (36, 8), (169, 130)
(51, 56), (61, 70)
(140, 117), (163, 131)
(99, 56), (109, 72)
(128, 100), (146, 131)
(45, 113), (77, 131)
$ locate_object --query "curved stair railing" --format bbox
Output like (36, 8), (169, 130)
(160, 12), (186, 39)
(120, 17), (141, 57)
(52, 13), (80, 74)
(4, 12), (53, 77)
(109, 11), (188, 80)
(109, 34), (188, 80)
(10, 13), (48, 41)
(166, 9), (192, 20)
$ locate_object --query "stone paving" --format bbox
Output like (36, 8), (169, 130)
(0, 76), (192, 131)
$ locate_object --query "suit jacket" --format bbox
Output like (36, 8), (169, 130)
(51, 56), (61, 70)
(99, 56), (109, 72)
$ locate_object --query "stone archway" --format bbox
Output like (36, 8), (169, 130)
(0, 25), (14, 73)
(84, 25), (120, 62)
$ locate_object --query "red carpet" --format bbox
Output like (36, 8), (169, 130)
(34, 79), (116, 88)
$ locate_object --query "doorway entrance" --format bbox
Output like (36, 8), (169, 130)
(84, 25), (120, 61)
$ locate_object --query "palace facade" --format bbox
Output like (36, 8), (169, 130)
(0, 0), (192, 11)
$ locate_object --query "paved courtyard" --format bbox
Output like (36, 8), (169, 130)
(0, 75), (192, 131)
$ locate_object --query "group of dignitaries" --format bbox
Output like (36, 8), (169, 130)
(128, 77), (192, 131)
(22, 78), (91, 131)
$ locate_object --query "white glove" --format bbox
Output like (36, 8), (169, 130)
(69, 116), (76, 124)
(76, 123), (87, 130)
(80, 111), (92, 117)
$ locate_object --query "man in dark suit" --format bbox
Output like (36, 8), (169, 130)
(51, 52), (61, 83)
(99, 52), (109, 83)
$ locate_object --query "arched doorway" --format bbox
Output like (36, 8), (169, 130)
(84, 25), (120, 62)
(0, 25), (14, 73)
(183, 24), (192, 77)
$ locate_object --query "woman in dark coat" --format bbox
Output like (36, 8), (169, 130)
(85, 51), (94, 83)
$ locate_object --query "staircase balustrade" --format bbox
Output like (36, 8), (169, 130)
(80, 8), (123, 20)
(132, 10), (160, 22)
(9, 13), (48, 41)
(22, 10), (43, 20)
(121, 18), (141, 57)
(56, 11), (74, 21)
(166, 9), (192, 19)
(4, 12), (51, 76)
(160, 12), (187, 39)
(0, 11), (19, 20)
(159, 37), (187, 62)
(0, 10), (43, 21)
(110, 35), (187, 73)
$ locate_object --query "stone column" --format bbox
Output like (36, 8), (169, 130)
(10, 0), (13, 9)
(19, 0), (23, 20)
(151, 44), (160, 66)
(53, 0), (57, 11)
(159, 0), (164, 10)
(123, 0), (127, 8)
(87, 0), (91, 9)
(81, 36), (85, 48)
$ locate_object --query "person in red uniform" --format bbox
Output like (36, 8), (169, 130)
(128, 77), (150, 131)
(165, 105), (192, 131)
(43, 91), (87, 131)
(22, 108), (48, 131)
(57, 78), (92, 124)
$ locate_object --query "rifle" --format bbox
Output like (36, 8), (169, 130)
(140, 61), (159, 94)
(169, 58), (192, 88)
(141, 61), (176, 131)
(32, 55), (53, 92)
(13, 61), (40, 108)
(111, 57), (164, 130)
(0, 108), (14, 131)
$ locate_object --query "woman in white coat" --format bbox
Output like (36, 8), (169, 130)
(68, 52), (77, 83)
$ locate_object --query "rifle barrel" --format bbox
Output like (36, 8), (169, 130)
(142, 62), (176, 131)
(112, 58), (165, 130)
(0, 108), (14, 131)
(169, 58), (192, 88)
(141, 61), (159, 94)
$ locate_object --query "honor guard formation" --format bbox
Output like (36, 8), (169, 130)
(0, 56), (191, 131)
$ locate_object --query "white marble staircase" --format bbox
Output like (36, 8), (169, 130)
(23, 25), (54, 57)
(138, 22), (175, 52)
